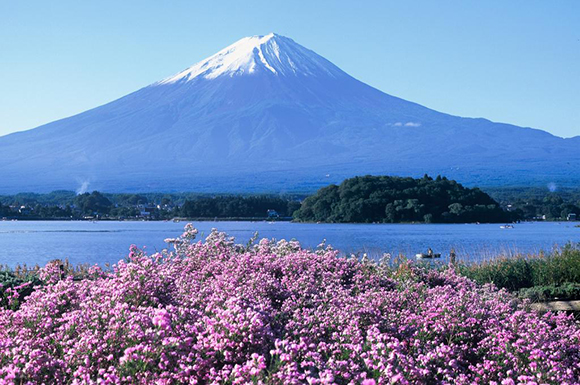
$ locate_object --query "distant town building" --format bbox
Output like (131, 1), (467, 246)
(568, 213), (577, 221)
(139, 206), (156, 218)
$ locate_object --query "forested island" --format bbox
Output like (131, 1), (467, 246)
(294, 175), (515, 223)
(1, 175), (579, 223)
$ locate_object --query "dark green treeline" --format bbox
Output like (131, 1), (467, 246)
(293, 175), (514, 223)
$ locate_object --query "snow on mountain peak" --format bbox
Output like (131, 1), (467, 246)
(158, 33), (344, 84)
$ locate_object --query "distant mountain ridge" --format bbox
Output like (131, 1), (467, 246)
(0, 33), (578, 193)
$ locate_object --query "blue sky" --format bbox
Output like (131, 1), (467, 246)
(0, 0), (578, 138)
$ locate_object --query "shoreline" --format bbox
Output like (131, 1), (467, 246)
(1, 217), (293, 222)
(2, 218), (578, 226)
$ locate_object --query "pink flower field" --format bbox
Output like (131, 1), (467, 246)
(1, 224), (579, 384)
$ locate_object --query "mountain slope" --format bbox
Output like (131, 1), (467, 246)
(0, 33), (578, 193)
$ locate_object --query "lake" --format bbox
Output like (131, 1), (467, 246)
(0, 220), (578, 268)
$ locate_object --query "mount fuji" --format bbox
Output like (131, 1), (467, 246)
(0, 33), (578, 193)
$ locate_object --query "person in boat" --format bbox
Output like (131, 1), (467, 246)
(427, 248), (433, 257)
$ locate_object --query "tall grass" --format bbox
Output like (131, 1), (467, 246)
(457, 243), (580, 299)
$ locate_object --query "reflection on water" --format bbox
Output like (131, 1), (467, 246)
(0, 220), (578, 268)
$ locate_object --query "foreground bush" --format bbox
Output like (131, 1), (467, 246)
(0, 225), (579, 384)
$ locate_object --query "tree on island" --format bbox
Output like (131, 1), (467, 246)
(293, 174), (515, 223)
(74, 191), (112, 216)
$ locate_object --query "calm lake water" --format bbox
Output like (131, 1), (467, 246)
(0, 220), (578, 268)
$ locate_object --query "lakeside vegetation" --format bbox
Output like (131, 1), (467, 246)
(1, 176), (579, 223)
(0, 191), (301, 220)
(0, 225), (579, 383)
(5, 242), (580, 309)
(456, 244), (580, 301)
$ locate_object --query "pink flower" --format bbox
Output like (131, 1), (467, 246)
(0, 224), (578, 384)
(152, 308), (171, 330)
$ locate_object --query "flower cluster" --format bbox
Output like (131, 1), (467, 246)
(38, 259), (65, 284)
(0, 225), (578, 384)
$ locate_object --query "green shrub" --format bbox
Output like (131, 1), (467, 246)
(518, 282), (580, 302)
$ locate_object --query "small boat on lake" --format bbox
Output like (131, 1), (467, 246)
(416, 250), (441, 259)
(500, 224), (514, 229)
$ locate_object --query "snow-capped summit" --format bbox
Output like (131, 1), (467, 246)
(159, 33), (344, 83)
(0, 33), (578, 193)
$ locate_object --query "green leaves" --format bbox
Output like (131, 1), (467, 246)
(294, 175), (512, 223)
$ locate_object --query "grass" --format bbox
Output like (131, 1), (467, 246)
(456, 243), (580, 300)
